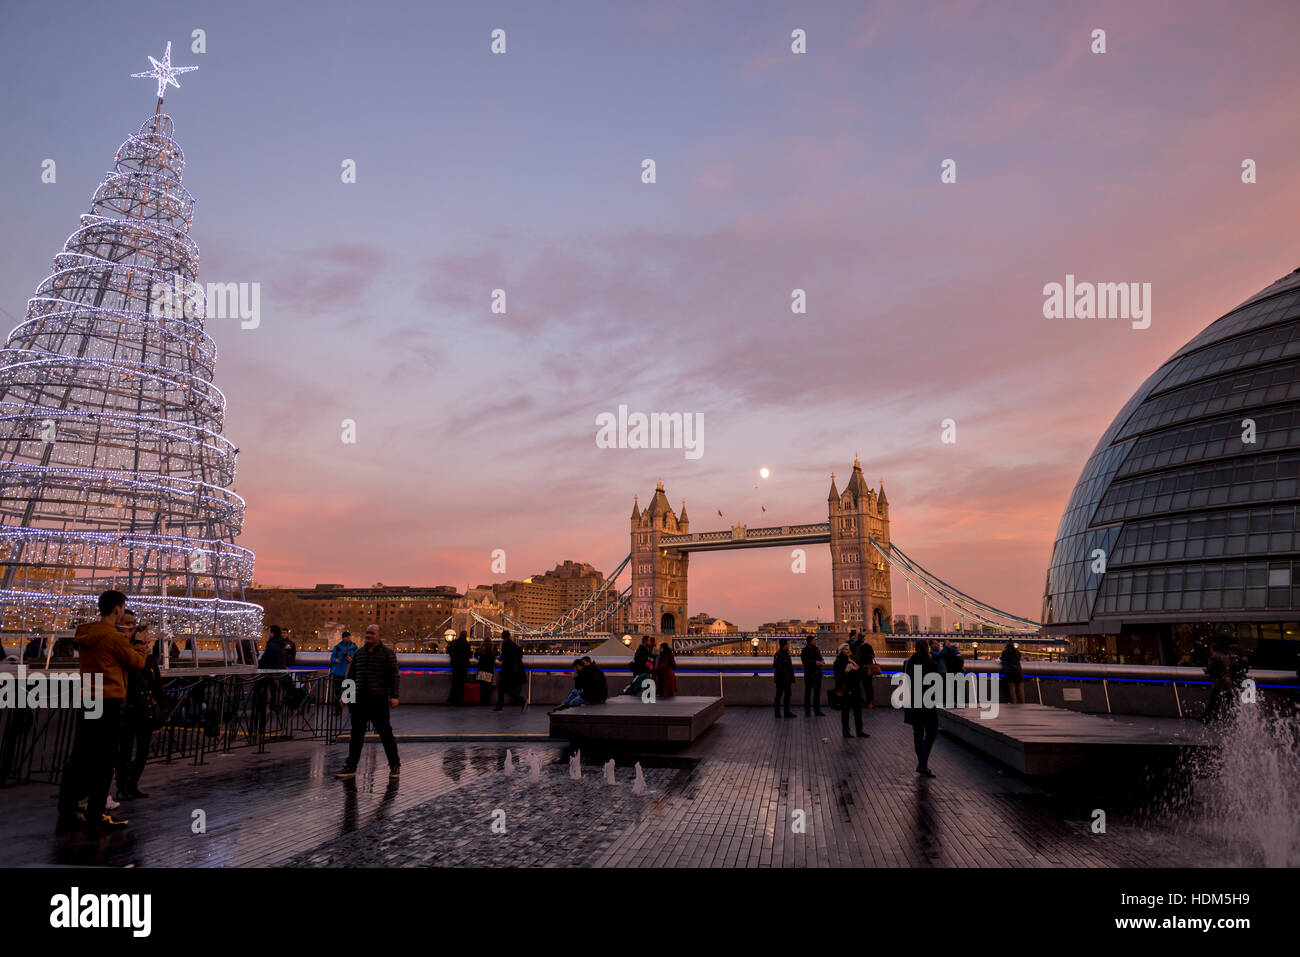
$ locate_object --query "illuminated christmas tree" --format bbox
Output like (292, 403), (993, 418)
(0, 44), (262, 662)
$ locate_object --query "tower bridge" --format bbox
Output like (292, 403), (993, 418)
(467, 456), (1041, 642)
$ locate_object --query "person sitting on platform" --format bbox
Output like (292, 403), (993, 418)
(554, 659), (589, 711)
(578, 656), (608, 705)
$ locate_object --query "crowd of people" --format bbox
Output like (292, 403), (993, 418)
(54, 589), (168, 833)
(443, 630), (528, 710)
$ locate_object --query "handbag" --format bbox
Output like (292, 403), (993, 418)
(475, 670), (497, 685)
(868, 662), (883, 676)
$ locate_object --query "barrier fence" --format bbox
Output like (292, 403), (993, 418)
(0, 671), (343, 787)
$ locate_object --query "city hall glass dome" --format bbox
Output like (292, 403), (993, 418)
(1043, 267), (1300, 667)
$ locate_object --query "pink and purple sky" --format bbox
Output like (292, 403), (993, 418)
(2, 0), (1299, 628)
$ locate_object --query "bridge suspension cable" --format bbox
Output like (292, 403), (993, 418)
(868, 538), (1041, 634)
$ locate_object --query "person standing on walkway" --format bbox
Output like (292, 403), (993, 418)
(800, 635), (825, 716)
(494, 630), (527, 711)
(851, 632), (878, 710)
(258, 625), (290, 670)
(475, 635), (497, 707)
(1204, 641), (1234, 723)
(56, 590), (145, 831)
(904, 638), (939, 777)
(633, 635), (654, 679)
(773, 638), (797, 718)
(329, 631), (357, 712)
(116, 620), (164, 801)
(1000, 639), (1024, 704)
(654, 641), (678, 699)
(448, 630), (472, 705)
(833, 642), (867, 738)
(336, 624), (400, 779)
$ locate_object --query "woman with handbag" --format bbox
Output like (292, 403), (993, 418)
(116, 621), (165, 800)
(475, 636), (497, 706)
(833, 642), (867, 738)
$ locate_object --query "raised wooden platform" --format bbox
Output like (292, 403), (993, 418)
(937, 703), (1211, 775)
(549, 695), (724, 744)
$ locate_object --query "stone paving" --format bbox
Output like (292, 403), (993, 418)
(0, 706), (1242, 868)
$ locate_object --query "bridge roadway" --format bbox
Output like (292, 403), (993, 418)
(659, 521), (830, 551)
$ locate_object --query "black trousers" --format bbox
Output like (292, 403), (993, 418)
(912, 721), (938, 768)
(496, 677), (525, 708)
(774, 683), (793, 714)
(841, 688), (864, 734)
(57, 698), (122, 818)
(449, 667), (467, 705)
(804, 675), (823, 713)
(347, 694), (399, 769)
(115, 722), (152, 794)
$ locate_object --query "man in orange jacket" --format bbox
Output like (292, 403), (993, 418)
(56, 589), (146, 832)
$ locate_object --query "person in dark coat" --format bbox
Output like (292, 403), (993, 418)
(653, 642), (678, 698)
(999, 639), (1024, 704)
(833, 642), (867, 738)
(258, 626), (290, 670)
(903, 639), (939, 777)
(577, 656), (608, 704)
(773, 638), (797, 718)
(23, 635), (45, 664)
(632, 635), (654, 677)
(800, 636), (825, 716)
(475, 636), (497, 707)
(116, 619), (164, 800)
(448, 630), (472, 705)
(850, 633), (877, 710)
(336, 624), (400, 778)
(494, 630), (527, 711)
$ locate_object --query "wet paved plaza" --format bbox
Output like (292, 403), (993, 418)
(0, 706), (1233, 868)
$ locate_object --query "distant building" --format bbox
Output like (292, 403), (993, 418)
(248, 584), (461, 645)
(488, 560), (623, 631)
(688, 613), (739, 635)
(929, 616), (943, 633)
(757, 619), (822, 636)
(908, 615), (920, 633)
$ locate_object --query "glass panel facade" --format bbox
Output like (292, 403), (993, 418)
(1042, 269), (1300, 639)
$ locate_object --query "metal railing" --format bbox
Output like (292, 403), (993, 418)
(0, 670), (345, 786)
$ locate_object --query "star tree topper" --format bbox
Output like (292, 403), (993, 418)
(131, 42), (198, 100)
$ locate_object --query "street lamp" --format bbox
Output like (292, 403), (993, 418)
(622, 634), (632, 647)
(972, 642), (979, 660)
(750, 636), (760, 654)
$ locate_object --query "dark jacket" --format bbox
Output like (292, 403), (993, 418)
(833, 651), (861, 692)
(943, 645), (963, 673)
(476, 645), (496, 677)
(122, 640), (165, 729)
(284, 638), (297, 668)
(346, 641), (400, 698)
(329, 640), (357, 678)
(999, 644), (1023, 682)
(773, 647), (796, 687)
(800, 642), (824, 681)
(633, 644), (652, 675)
(902, 652), (939, 728)
(499, 636), (525, 687)
(577, 663), (608, 704)
(75, 620), (146, 700)
(258, 635), (290, 670)
(449, 636), (472, 671)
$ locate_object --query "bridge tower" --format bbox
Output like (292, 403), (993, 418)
(629, 479), (689, 636)
(828, 457), (892, 633)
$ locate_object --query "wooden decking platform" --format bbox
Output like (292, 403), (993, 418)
(549, 695), (723, 744)
(937, 703), (1211, 775)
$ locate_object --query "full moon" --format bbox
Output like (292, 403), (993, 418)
(759, 467), (770, 479)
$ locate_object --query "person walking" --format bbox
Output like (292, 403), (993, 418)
(329, 631), (357, 713)
(654, 641), (678, 699)
(56, 590), (145, 831)
(258, 626), (291, 670)
(475, 635), (497, 707)
(833, 642), (867, 738)
(904, 639), (940, 777)
(448, 630), (472, 705)
(773, 638), (797, 718)
(116, 620), (164, 801)
(800, 636), (825, 716)
(335, 624), (400, 778)
(494, 630), (527, 711)
(1000, 639), (1024, 704)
